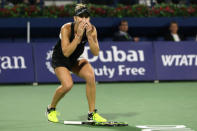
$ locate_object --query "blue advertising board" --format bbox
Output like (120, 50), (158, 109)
(1, 41), (196, 84)
(85, 42), (156, 81)
(0, 43), (34, 83)
(33, 43), (84, 83)
(33, 43), (59, 83)
(154, 42), (197, 80)
(33, 42), (156, 83)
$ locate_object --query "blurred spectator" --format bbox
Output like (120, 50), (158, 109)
(164, 21), (185, 42)
(113, 20), (139, 42)
(24, 0), (41, 5)
(139, 0), (158, 6)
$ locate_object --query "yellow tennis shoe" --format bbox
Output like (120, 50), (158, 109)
(46, 107), (59, 123)
(88, 109), (107, 122)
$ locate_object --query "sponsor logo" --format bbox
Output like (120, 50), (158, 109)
(94, 65), (145, 78)
(84, 46), (145, 63)
(0, 56), (27, 74)
(83, 46), (146, 78)
(45, 46), (147, 78)
(161, 55), (197, 66)
(45, 49), (55, 74)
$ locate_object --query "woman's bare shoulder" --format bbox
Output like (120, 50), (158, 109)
(61, 22), (72, 31)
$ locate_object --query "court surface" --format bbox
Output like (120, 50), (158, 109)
(0, 82), (197, 131)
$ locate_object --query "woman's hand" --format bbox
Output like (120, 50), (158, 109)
(86, 21), (94, 37)
(76, 20), (87, 37)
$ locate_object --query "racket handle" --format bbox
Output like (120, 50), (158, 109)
(64, 121), (82, 125)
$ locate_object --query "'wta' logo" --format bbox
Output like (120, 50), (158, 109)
(45, 49), (55, 74)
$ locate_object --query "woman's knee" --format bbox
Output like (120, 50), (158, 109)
(60, 81), (73, 93)
(85, 72), (95, 84)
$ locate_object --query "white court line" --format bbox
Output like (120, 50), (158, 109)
(142, 128), (193, 131)
(137, 125), (186, 128)
(136, 125), (193, 131)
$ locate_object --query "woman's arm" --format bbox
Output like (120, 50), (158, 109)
(61, 22), (86, 57)
(86, 25), (100, 56)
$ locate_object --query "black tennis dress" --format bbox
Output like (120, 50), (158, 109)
(52, 22), (88, 71)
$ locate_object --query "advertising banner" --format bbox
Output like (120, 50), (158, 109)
(2, 41), (197, 83)
(33, 43), (60, 83)
(0, 44), (34, 83)
(33, 43), (84, 83)
(33, 42), (156, 83)
(86, 42), (156, 81)
(154, 42), (197, 80)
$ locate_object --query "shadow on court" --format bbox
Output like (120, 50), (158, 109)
(78, 112), (139, 121)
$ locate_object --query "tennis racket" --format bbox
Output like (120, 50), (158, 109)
(64, 121), (128, 126)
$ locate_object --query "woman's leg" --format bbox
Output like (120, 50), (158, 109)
(72, 59), (96, 112)
(50, 67), (73, 108)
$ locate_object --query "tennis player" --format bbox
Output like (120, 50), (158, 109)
(46, 4), (107, 123)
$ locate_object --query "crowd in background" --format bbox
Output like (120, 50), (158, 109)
(1, 0), (197, 7)
(112, 20), (195, 42)
(0, 0), (196, 42)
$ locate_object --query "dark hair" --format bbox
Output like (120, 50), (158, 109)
(119, 20), (128, 26)
(170, 21), (178, 27)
